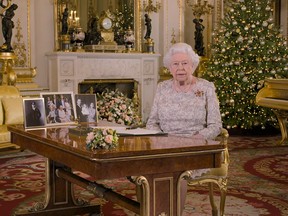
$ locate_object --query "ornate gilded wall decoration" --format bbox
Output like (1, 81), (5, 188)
(12, 19), (28, 67)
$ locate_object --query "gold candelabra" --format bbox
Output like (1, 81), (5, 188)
(68, 10), (80, 28)
(144, 0), (161, 14)
(186, 0), (213, 18)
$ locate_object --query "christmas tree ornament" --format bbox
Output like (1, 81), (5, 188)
(268, 17), (274, 23)
(262, 21), (268, 26)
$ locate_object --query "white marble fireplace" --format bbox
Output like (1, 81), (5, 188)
(46, 52), (160, 121)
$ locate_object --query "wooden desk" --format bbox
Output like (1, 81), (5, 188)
(8, 125), (224, 216)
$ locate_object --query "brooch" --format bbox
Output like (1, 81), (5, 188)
(194, 90), (204, 97)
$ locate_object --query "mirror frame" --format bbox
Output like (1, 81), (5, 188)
(53, 0), (141, 52)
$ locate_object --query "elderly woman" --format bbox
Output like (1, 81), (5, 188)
(146, 42), (222, 139)
(146, 42), (222, 212)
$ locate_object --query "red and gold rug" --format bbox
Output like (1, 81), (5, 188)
(243, 154), (288, 185)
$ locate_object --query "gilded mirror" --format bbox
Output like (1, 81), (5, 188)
(54, 0), (141, 52)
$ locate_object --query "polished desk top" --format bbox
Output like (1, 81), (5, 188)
(8, 125), (224, 180)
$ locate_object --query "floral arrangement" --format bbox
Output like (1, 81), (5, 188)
(97, 89), (141, 126)
(86, 128), (119, 150)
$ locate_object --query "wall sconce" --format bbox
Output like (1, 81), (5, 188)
(68, 10), (80, 28)
(186, 0), (213, 19)
(143, 0), (161, 14)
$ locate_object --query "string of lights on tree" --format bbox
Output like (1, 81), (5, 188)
(113, 4), (134, 44)
(202, 0), (288, 130)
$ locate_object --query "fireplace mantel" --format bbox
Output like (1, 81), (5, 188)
(46, 52), (160, 121)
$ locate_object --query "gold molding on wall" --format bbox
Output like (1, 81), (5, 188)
(10, 0), (31, 69)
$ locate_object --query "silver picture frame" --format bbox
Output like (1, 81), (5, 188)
(23, 98), (46, 129)
(40, 92), (77, 126)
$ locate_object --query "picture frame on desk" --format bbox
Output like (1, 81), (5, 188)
(75, 94), (98, 124)
(23, 98), (46, 129)
(40, 92), (77, 126)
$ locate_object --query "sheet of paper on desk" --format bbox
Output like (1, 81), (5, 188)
(92, 126), (166, 136)
(117, 128), (167, 136)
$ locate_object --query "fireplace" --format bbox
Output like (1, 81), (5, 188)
(46, 52), (160, 121)
(78, 79), (138, 99)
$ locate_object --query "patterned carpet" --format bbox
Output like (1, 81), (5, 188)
(0, 134), (287, 216)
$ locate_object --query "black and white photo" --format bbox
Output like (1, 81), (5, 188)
(23, 98), (46, 129)
(75, 94), (97, 123)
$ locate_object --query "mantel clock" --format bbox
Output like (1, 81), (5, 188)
(99, 11), (117, 45)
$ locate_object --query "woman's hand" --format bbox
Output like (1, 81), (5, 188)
(192, 133), (204, 139)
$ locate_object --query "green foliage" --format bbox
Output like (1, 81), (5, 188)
(203, 0), (288, 130)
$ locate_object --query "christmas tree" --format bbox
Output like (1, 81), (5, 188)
(114, 4), (134, 45)
(203, 0), (288, 130)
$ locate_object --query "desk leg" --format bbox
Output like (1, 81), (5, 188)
(15, 159), (100, 216)
(132, 171), (187, 216)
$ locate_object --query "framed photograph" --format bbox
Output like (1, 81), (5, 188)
(40, 92), (76, 126)
(23, 98), (46, 129)
(75, 94), (97, 123)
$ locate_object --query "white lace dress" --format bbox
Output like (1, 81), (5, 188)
(146, 78), (223, 178)
(146, 78), (222, 178)
(147, 78), (222, 139)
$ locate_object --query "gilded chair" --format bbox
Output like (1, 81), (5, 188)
(186, 128), (229, 216)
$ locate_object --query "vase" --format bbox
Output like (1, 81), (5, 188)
(71, 27), (85, 51)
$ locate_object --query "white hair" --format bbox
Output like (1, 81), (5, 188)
(163, 43), (200, 74)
